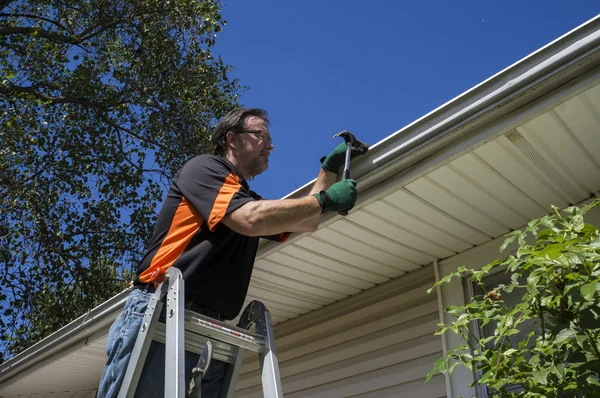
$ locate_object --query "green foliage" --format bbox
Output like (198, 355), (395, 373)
(0, 0), (243, 358)
(427, 200), (600, 397)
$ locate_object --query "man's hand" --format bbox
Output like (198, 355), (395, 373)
(320, 142), (366, 173)
(314, 179), (357, 213)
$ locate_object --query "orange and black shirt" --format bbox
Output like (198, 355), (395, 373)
(135, 154), (288, 320)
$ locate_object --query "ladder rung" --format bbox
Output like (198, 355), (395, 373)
(182, 310), (266, 353)
(152, 324), (239, 364)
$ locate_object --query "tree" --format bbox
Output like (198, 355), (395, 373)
(427, 199), (600, 397)
(0, 0), (243, 358)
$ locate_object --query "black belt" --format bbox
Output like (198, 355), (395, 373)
(134, 282), (156, 293)
(134, 283), (225, 321)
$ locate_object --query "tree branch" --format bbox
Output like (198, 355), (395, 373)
(77, 17), (123, 42)
(0, 13), (70, 33)
(0, 20), (125, 45)
(0, 84), (111, 111)
(98, 112), (168, 152)
(0, 174), (13, 187)
(75, 5), (173, 44)
(583, 329), (600, 362)
(0, 26), (79, 43)
(0, 5), (167, 46)
(54, 0), (84, 15)
(0, 0), (15, 12)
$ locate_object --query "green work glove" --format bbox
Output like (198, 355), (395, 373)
(320, 142), (365, 173)
(314, 179), (357, 213)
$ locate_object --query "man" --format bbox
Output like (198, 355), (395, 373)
(98, 108), (361, 397)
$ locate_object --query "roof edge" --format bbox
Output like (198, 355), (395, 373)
(0, 290), (129, 385)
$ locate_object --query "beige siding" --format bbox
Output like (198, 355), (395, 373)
(235, 266), (445, 398)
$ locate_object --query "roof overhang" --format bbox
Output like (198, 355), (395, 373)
(2, 14), (600, 397)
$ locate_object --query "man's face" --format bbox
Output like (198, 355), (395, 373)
(230, 116), (274, 178)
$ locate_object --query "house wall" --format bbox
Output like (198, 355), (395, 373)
(234, 266), (447, 398)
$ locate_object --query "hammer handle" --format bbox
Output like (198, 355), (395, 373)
(338, 142), (352, 216)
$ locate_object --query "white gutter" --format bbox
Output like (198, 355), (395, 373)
(3, 13), (600, 390)
(0, 289), (130, 386)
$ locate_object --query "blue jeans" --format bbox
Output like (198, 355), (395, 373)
(98, 288), (227, 397)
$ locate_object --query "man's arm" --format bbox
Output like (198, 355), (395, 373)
(222, 179), (357, 236)
(222, 195), (323, 236)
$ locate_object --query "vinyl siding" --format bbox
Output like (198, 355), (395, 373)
(235, 266), (445, 398)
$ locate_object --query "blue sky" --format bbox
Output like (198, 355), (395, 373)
(214, 1), (600, 200)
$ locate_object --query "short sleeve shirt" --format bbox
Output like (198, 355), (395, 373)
(135, 154), (288, 320)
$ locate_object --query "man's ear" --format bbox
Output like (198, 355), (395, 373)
(226, 131), (236, 149)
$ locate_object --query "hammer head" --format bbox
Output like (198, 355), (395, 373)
(333, 130), (369, 154)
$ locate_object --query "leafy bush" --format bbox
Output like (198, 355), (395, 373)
(427, 199), (600, 397)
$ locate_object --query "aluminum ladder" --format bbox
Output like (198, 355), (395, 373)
(117, 267), (283, 397)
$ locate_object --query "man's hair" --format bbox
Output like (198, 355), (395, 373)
(212, 108), (270, 156)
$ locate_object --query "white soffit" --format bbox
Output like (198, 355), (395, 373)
(0, 339), (106, 396)
(245, 81), (600, 325)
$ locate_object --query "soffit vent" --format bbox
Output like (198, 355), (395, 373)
(504, 128), (581, 202)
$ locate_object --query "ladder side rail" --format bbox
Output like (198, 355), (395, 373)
(219, 347), (246, 398)
(257, 308), (283, 398)
(164, 267), (186, 397)
(117, 286), (166, 398)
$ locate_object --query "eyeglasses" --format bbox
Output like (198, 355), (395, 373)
(234, 129), (273, 146)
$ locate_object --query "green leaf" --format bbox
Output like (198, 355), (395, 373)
(536, 229), (555, 243)
(579, 307), (600, 328)
(517, 246), (532, 258)
(500, 235), (516, 252)
(572, 213), (584, 231)
(434, 325), (448, 336)
(503, 348), (517, 356)
(589, 235), (600, 249)
(425, 366), (438, 383)
(554, 328), (576, 344)
(581, 282), (598, 301)
(550, 364), (565, 377)
(587, 375), (600, 387)
(575, 333), (588, 350)
(444, 306), (460, 314)
(527, 274), (540, 294)
(532, 370), (549, 385)
(509, 229), (526, 245)
(448, 361), (460, 376)
(481, 260), (499, 273)
(538, 243), (564, 259)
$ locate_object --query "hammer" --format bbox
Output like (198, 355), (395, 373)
(332, 130), (369, 216)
